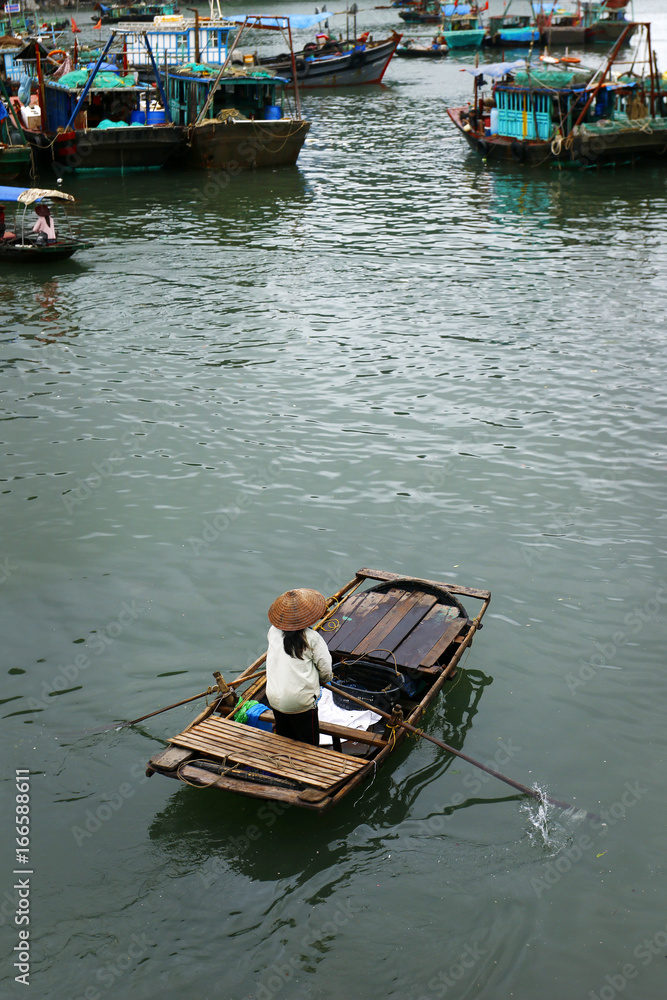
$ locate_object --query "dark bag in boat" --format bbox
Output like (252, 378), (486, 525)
(332, 660), (404, 713)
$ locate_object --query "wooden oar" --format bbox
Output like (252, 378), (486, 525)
(72, 668), (269, 736)
(326, 681), (587, 816)
(111, 668), (268, 730)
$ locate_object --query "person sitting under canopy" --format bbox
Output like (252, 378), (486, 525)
(32, 203), (56, 242)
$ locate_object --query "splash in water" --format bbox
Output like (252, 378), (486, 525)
(522, 785), (593, 854)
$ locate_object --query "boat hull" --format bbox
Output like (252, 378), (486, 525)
(448, 104), (667, 168)
(0, 145), (33, 182)
(176, 119), (310, 171)
(585, 20), (637, 44)
(443, 29), (485, 49)
(0, 239), (94, 262)
(259, 34), (401, 88)
(26, 125), (185, 173)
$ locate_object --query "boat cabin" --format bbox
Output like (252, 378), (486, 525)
(485, 66), (651, 142)
(113, 18), (234, 68)
(163, 63), (289, 124)
(43, 68), (152, 131)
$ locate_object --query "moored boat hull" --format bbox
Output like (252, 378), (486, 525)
(26, 125), (185, 173)
(259, 34), (401, 88)
(176, 119), (310, 171)
(447, 104), (667, 168)
(0, 145), (33, 182)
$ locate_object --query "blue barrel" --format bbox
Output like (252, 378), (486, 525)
(263, 105), (282, 121)
(130, 109), (146, 125)
(147, 109), (166, 125)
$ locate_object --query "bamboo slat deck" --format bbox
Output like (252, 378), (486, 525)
(169, 715), (367, 790)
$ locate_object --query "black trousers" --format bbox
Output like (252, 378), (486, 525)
(272, 707), (320, 746)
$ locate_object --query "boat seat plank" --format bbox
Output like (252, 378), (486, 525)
(419, 618), (469, 668)
(352, 591), (437, 660)
(169, 716), (367, 790)
(325, 588), (404, 653)
(247, 709), (387, 747)
(379, 604), (466, 671)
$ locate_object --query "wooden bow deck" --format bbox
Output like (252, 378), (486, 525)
(169, 715), (367, 791)
(146, 567), (491, 812)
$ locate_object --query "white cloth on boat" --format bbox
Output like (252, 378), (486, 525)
(265, 625), (333, 715)
(317, 687), (381, 746)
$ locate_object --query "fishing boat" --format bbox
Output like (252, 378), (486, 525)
(535, 1), (587, 46)
(0, 185), (93, 261)
(145, 567), (491, 812)
(399, 0), (485, 44)
(581, 0), (636, 44)
(447, 23), (667, 168)
(396, 36), (450, 57)
(24, 29), (185, 174)
(92, 3), (180, 25)
(255, 31), (402, 88)
(162, 61), (310, 170)
(159, 15), (310, 171)
(483, 1), (540, 48)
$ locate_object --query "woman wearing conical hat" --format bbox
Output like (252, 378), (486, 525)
(265, 588), (333, 746)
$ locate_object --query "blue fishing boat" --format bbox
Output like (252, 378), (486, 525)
(448, 22), (667, 168)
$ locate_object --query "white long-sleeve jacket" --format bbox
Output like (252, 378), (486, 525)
(265, 626), (333, 715)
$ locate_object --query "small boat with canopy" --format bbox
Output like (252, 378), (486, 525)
(0, 185), (92, 260)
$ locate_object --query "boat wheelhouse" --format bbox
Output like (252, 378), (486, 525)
(163, 61), (309, 171)
(118, 15), (234, 68)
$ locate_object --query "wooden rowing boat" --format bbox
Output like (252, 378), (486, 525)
(146, 567), (491, 812)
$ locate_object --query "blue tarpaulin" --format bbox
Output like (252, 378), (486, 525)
(223, 12), (339, 30)
(442, 4), (471, 14)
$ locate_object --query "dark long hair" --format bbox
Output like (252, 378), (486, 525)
(283, 629), (308, 660)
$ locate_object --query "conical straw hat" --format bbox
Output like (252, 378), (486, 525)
(268, 588), (327, 630)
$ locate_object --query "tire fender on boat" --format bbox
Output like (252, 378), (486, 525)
(510, 140), (526, 163)
(476, 138), (490, 157)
